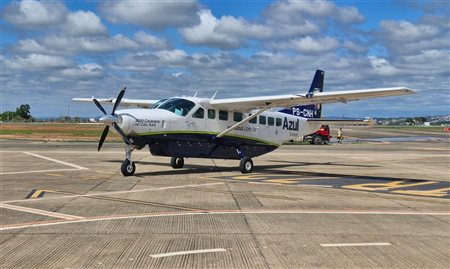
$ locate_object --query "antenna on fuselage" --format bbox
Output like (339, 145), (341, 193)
(193, 91), (198, 97)
(211, 90), (219, 100)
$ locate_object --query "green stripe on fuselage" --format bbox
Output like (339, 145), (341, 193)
(133, 131), (280, 147)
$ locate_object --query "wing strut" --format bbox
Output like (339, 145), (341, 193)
(216, 105), (271, 138)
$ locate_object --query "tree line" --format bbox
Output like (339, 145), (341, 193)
(0, 104), (32, 122)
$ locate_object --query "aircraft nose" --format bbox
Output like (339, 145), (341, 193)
(98, 115), (118, 124)
(115, 113), (135, 134)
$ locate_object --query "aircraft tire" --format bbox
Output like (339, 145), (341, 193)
(312, 135), (323, 145)
(121, 159), (136, 176)
(239, 157), (253, 174)
(171, 157), (184, 169)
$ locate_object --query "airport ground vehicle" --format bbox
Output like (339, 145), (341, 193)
(303, 125), (331, 144)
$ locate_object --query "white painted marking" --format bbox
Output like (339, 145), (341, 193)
(151, 248), (226, 258)
(0, 168), (80, 175)
(23, 152), (88, 170)
(1, 210), (449, 231)
(2, 182), (224, 204)
(320, 242), (391, 247)
(0, 203), (83, 220)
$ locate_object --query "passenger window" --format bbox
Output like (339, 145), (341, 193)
(268, 117), (274, 126)
(276, 118), (282, 126)
(233, 112), (243, 122)
(192, 107), (204, 118)
(219, 110), (228, 121)
(208, 109), (216, 119)
(249, 116), (257, 124)
(259, 116), (266, 125)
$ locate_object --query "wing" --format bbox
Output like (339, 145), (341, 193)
(72, 97), (159, 108)
(210, 87), (414, 111)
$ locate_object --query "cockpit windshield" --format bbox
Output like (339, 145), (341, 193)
(157, 98), (195, 116)
(151, 99), (168, 108)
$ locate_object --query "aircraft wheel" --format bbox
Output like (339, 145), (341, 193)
(312, 135), (323, 145)
(239, 157), (253, 174)
(171, 157), (184, 169)
(121, 159), (136, 176)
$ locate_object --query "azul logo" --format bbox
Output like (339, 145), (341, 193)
(282, 118), (299, 131)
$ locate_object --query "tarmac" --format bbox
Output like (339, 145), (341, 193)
(1, 127), (449, 268)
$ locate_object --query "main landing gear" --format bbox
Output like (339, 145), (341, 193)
(239, 157), (254, 173)
(170, 157), (184, 169)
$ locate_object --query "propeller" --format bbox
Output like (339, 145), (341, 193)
(93, 87), (130, 151)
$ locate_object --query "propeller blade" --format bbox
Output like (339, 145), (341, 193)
(112, 87), (126, 115)
(98, 125), (109, 151)
(113, 123), (131, 144)
(93, 98), (107, 115)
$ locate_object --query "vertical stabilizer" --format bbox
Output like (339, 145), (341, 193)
(279, 69), (324, 118)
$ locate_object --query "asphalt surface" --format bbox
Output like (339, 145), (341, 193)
(1, 128), (449, 268)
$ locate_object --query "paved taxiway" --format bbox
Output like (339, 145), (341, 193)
(1, 131), (449, 268)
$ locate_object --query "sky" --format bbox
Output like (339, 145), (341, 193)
(1, 0), (449, 118)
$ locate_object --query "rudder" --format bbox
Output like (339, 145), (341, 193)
(279, 70), (324, 118)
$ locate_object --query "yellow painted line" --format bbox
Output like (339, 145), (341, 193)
(263, 179), (301, 184)
(30, 190), (45, 199)
(342, 180), (438, 191)
(46, 173), (63, 177)
(393, 188), (450, 198)
(232, 174), (267, 180)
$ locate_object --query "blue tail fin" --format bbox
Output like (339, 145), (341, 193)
(279, 69), (324, 118)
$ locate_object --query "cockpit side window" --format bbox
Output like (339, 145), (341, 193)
(152, 99), (168, 108)
(192, 107), (204, 118)
(158, 98), (195, 116)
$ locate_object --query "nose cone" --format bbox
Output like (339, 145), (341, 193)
(98, 115), (119, 124)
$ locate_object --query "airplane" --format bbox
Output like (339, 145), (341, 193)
(73, 70), (414, 176)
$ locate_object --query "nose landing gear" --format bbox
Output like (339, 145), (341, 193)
(121, 144), (136, 176)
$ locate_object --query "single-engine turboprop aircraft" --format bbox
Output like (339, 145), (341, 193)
(73, 70), (414, 176)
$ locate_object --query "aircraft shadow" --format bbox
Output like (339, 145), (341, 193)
(104, 159), (430, 182)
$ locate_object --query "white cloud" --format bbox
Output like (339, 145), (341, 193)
(368, 56), (399, 76)
(180, 10), (242, 49)
(377, 18), (449, 56)
(4, 0), (67, 28)
(155, 50), (188, 65)
(60, 63), (103, 78)
(181, 9), (319, 49)
(379, 20), (440, 42)
(134, 31), (169, 50)
(40, 34), (139, 53)
(269, 36), (340, 54)
(265, 0), (364, 24)
(3, 53), (73, 71)
(63, 11), (108, 36)
(100, 0), (200, 29)
(15, 32), (169, 55)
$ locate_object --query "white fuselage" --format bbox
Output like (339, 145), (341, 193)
(115, 96), (321, 146)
